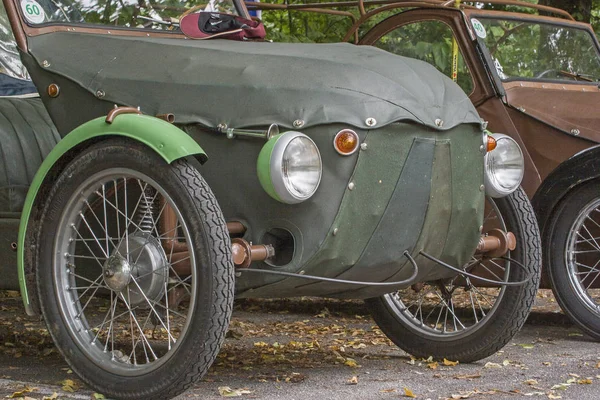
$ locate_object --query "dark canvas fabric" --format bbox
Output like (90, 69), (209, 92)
(29, 32), (482, 131)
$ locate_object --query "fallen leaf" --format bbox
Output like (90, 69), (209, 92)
(550, 383), (570, 390)
(427, 361), (438, 370)
(7, 386), (36, 398)
(547, 394), (562, 399)
(344, 358), (359, 368)
(503, 359), (511, 366)
(61, 379), (78, 392)
(443, 358), (459, 366)
(595, 361), (600, 369)
(577, 379), (592, 384)
(484, 362), (502, 369)
(347, 376), (358, 385)
(42, 394), (58, 400)
(217, 387), (252, 397)
(454, 374), (481, 380)
(518, 344), (534, 349)
(523, 379), (538, 385)
(92, 394), (106, 399)
(380, 388), (396, 393)
(451, 394), (472, 399)
(403, 387), (417, 398)
(568, 332), (583, 337)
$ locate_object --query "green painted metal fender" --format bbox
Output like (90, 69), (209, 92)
(18, 114), (207, 315)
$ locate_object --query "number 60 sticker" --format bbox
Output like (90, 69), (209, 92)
(21, 0), (45, 24)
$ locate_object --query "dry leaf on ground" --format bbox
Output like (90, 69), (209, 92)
(403, 387), (417, 398)
(217, 386), (252, 397)
(61, 379), (79, 392)
(453, 374), (481, 380)
(484, 362), (502, 369)
(7, 386), (36, 398)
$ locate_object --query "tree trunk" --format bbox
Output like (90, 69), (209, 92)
(538, 0), (592, 22)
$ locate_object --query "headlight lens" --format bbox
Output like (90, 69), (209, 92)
(484, 133), (524, 198)
(282, 136), (322, 199)
(257, 131), (322, 204)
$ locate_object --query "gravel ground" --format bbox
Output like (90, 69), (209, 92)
(0, 291), (596, 400)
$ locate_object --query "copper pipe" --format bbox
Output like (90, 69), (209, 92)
(227, 221), (247, 235)
(105, 106), (142, 124)
(160, 202), (187, 253)
(476, 235), (501, 253)
(167, 286), (188, 309)
(231, 238), (275, 269)
(471, 0), (573, 20)
(476, 229), (517, 258)
(342, 2), (450, 42)
(169, 239), (274, 276)
(156, 113), (175, 123)
(170, 251), (191, 276)
(358, 0), (366, 15)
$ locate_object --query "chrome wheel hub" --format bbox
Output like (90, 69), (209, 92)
(114, 233), (169, 307)
(103, 255), (131, 292)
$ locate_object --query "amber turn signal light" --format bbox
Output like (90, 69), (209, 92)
(333, 129), (359, 155)
(487, 135), (497, 152)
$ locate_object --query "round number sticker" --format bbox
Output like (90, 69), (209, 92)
(471, 18), (486, 39)
(21, 0), (45, 24)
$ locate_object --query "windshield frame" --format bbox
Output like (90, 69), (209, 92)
(470, 13), (600, 85)
(2, 0), (251, 51)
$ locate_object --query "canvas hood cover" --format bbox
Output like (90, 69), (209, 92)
(28, 33), (481, 131)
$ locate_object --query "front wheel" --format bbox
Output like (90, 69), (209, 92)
(36, 139), (234, 399)
(545, 181), (600, 340)
(366, 188), (541, 362)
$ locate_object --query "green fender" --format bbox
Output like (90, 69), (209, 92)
(18, 114), (207, 315)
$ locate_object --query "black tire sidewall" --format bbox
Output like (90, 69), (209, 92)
(545, 181), (600, 340)
(36, 139), (231, 398)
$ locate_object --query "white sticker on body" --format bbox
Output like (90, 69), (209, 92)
(21, 0), (45, 24)
(471, 18), (487, 39)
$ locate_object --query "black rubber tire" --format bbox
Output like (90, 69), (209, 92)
(544, 181), (600, 340)
(36, 138), (234, 399)
(366, 188), (541, 362)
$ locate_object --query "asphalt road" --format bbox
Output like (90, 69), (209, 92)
(0, 293), (597, 400)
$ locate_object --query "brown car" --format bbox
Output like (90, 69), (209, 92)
(249, 0), (600, 339)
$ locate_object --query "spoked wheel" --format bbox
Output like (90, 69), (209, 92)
(545, 181), (600, 340)
(36, 139), (234, 400)
(366, 188), (540, 362)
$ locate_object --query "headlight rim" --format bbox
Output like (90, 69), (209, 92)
(484, 133), (524, 198)
(269, 131), (322, 204)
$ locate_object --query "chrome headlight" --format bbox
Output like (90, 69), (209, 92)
(484, 133), (524, 198)
(257, 131), (322, 204)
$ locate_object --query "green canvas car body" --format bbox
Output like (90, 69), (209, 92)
(0, 0), (540, 398)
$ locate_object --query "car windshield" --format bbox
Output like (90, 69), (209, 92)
(18, 0), (243, 30)
(476, 18), (600, 83)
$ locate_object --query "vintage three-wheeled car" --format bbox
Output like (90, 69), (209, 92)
(249, 0), (600, 341)
(335, 0), (600, 340)
(0, 0), (539, 398)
